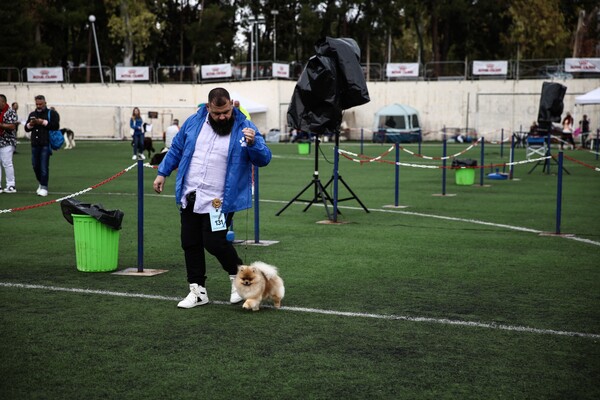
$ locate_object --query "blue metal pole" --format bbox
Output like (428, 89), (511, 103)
(360, 128), (364, 155)
(509, 133), (515, 180)
(596, 129), (599, 161)
(479, 138), (485, 185)
(555, 151), (564, 234)
(137, 159), (143, 272)
(394, 143), (399, 206)
(442, 132), (447, 195)
(418, 129), (422, 154)
(500, 128), (504, 159)
(254, 166), (260, 243)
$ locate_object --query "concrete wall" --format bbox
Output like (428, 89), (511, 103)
(3, 78), (598, 141)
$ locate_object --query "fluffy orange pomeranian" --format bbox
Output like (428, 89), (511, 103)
(234, 261), (285, 311)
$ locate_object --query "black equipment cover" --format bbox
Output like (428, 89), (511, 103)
(60, 198), (124, 230)
(287, 37), (370, 134)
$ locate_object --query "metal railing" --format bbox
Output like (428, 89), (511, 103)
(0, 67), (21, 84)
(2, 58), (597, 84)
(67, 66), (113, 84)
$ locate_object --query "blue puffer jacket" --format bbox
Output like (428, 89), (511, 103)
(157, 106), (272, 213)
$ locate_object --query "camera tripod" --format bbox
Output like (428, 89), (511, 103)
(276, 132), (368, 220)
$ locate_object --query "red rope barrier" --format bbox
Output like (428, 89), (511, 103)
(0, 163), (138, 214)
(559, 153), (600, 171)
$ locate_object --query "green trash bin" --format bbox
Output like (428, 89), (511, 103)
(72, 214), (120, 272)
(298, 142), (311, 155)
(455, 168), (475, 185)
(452, 159), (477, 186)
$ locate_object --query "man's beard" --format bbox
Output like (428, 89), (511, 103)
(208, 115), (234, 136)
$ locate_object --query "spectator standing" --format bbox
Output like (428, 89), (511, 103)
(10, 102), (20, 135)
(130, 107), (144, 160)
(153, 87), (272, 308)
(24, 95), (59, 197)
(233, 99), (251, 120)
(150, 119), (180, 165)
(579, 114), (591, 148)
(164, 119), (179, 149)
(0, 94), (18, 193)
(561, 112), (575, 150)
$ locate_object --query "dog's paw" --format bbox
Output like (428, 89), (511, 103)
(243, 299), (261, 311)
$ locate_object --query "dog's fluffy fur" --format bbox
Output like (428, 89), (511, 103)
(61, 128), (75, 149)
(234, 261), (285, 311)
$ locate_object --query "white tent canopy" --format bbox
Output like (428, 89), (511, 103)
(229, 91), (268, 113)
(575, 87), (600, 105)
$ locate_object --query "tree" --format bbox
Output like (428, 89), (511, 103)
(1, 0), (597, 75)
(502, 0), (570, 59)
(105, 0), (158, 66)
(0, 0), (52, 68)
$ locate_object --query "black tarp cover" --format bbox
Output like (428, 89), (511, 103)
(287, 37), (370, 135)
(61, 198), (124, 230)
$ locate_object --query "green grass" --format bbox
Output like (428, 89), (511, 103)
(1, 140), (599, 399)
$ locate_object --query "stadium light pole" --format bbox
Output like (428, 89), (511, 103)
(88, 15), (104, 84)
(249, 19), (254, 81)
(271, 10), (279, 62)
(247, 17), (265, 80)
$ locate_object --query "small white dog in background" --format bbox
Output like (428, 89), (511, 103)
(61, 128), (76, 149)
(234, 261), (285, 311)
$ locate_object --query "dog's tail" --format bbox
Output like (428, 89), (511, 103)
(250, 261), (279, 280)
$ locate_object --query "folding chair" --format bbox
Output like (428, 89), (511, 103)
(526, 136), (547, 160)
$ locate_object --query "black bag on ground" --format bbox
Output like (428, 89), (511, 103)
(60, 198), (124, 230)
(451, 158), (477, 168)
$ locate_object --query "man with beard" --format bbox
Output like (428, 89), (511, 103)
(153, 87), (272, 308)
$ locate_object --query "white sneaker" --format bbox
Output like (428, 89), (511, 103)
(36, 185), (41, 195)
(177, 284), (209, 308)
(139, 153), (146, 160)
(132, 154), (137, 160)
(0, 187), (3, 194)
(4, 186), (16, 193)
(229, 275), (243, 304)
(38, 188), (48, 197)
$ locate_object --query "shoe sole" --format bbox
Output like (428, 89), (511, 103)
(177, 300), (209, 308)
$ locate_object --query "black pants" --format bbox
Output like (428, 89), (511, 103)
(561, 133), (575, 148)
(180, 201), (241, 287)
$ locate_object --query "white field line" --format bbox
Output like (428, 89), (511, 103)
(16, 191), (598, 247)
(1, 282), (598, 340)
(260, 199), (600, 247)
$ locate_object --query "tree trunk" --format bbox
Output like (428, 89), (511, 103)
(121, 0), (133, 66)
(572, 10), (585, 58)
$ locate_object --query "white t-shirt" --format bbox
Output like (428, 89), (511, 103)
(164, 124), (179, 148)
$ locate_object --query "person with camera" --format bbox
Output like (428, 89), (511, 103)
(24, 95), (59, 197)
